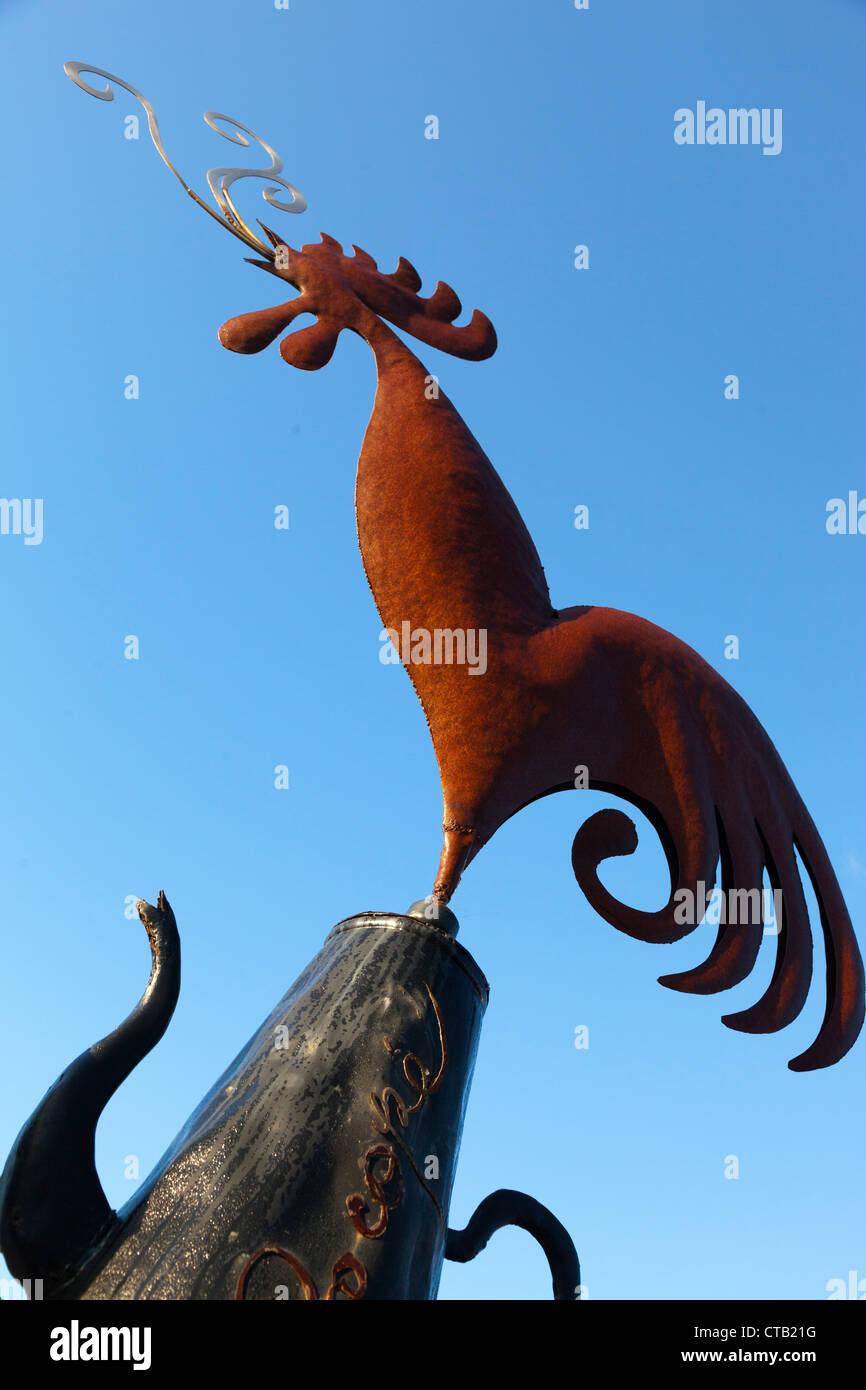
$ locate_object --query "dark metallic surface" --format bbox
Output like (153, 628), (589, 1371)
(446, 1189), (580, 1301)
(2, 907), (505, 1299)
(0, 894), (179, 1298)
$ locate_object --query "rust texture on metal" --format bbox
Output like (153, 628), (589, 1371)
(235, 1248), (367, 1302)
(218, 229), (864, 1073)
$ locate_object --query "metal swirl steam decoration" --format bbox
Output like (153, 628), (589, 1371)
(63, 62), (306, 260)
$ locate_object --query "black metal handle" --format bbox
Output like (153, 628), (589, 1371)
(445, 1189), (580, 1300)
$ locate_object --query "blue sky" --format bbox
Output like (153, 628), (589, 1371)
(0, 0), (864, 1300)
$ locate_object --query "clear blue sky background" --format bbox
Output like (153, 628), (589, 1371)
(1, 0), (864, 1301)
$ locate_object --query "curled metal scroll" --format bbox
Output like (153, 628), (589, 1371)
(446, 1189), (580, 1300)
(63, 62), (306, 259)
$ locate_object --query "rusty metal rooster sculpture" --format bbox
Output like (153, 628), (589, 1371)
(217, 226), (863, 1074)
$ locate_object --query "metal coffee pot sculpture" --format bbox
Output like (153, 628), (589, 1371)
(1, 65), (862, 1301)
